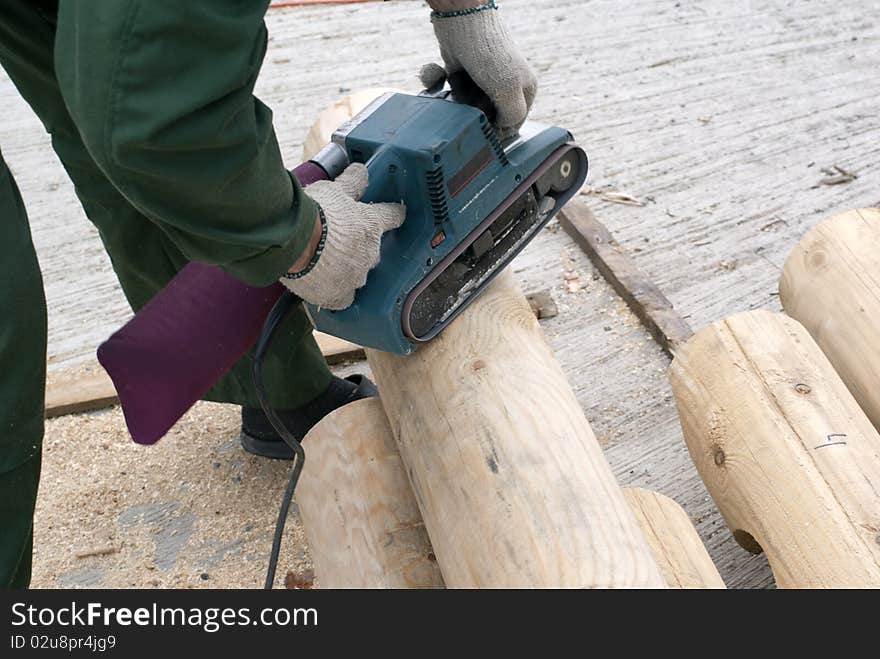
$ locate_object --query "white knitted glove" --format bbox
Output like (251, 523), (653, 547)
(281, 163), (405, 310)
(421, 2), (537, 134)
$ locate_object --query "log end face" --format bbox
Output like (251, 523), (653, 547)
(623, 488), (726, 589)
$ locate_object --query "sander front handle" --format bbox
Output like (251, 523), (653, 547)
(97, 159), (333, 446)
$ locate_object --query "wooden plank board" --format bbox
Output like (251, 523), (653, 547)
(558, 201), (693, 355)
(45, 332), (364, 418)
(45, 369), (118, 419)
(314, 331), (364, 365)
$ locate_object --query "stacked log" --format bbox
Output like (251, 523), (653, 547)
(366, 272), (666, 587)
(296, 399), (444, 588)
(293, 90), (720, 589)
(623, 488), (725, 589)
(669, 310), (880, 587)
(780, 208), (880, 431)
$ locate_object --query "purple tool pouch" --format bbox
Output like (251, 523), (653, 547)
(97, 161), (329, 445)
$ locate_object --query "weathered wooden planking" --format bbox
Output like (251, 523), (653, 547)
(559, 201), (693, 355)
(45, 332), (364, 418)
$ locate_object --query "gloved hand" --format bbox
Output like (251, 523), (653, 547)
(281, 163), (405, 310)
(421, 1), (538, 135)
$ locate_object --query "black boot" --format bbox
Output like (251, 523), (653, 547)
(240, 374), (378, 460)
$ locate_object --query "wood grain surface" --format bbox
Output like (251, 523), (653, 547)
(623, 488), (725, 589)
(780, 208), (880, 431)
(297, 398), (444, 588)
(669, 310), (880, 587)
(368, 272), (666, 588)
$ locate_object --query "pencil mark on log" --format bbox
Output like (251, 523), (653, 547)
(815, 433), (848, 450)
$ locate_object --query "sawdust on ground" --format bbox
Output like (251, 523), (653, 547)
(34, 400), (316, 589)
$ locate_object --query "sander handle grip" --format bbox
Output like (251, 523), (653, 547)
(447, 70), (498, 125)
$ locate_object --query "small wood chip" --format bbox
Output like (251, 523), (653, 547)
(760, 218), (789, 232)
(560, 249), (584, 293)
(819, 174), (855, 186)
(75, 546), (119, 559)
(579, 186), (647, 207)
(285, 568), (315, 589)
(526, 290), (558, 320)
(818, 164), (858, 186)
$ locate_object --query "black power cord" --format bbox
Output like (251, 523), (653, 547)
(252, 292), (305, 590)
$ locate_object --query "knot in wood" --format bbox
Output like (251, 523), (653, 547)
(794, 383), (812, 395)
(471, 359), (487, 371)
(713, 448), (726, 466)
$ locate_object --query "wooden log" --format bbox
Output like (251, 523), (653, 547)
(296, 398), (444, 588)
(303, 89), (662, 587)
(366, 272), (666, 588)
(622, 488), (725, 589)
(780, 208), (880, 430)
(669, 310), (880, 588)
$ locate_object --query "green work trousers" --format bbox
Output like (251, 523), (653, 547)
(0, 0), (332, 588)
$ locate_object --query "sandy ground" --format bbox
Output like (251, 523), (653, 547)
(37, 402), (312, 589)
(35, 354), (374, 589)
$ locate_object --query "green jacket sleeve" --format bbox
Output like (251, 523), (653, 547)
(55, 0), (314, 287)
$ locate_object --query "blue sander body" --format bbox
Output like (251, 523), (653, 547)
(307, 88), (589, 354)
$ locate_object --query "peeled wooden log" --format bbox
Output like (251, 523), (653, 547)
(299, 402), (717, 589)
(780, 208), (880, 431)
(622, 488), (725, 589)
(296, 398), (444, 588)
(367, 272), (666, 588)
(669, 310), (880, 588)
(302, 89), (663, 588)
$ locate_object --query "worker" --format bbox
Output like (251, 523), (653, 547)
(0, 0), (536, 588)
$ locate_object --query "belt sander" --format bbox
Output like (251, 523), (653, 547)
(98, 75), (588, 444)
